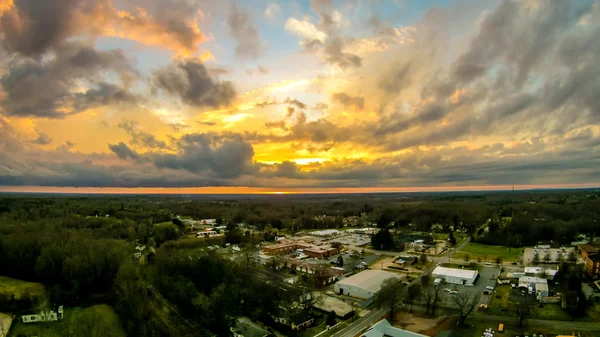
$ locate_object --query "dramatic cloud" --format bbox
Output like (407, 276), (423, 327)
(332, 93), (364, 109)
(227, 4), (263, 59)
(109, 142), (141, 160)
(0, 0), (208, 57)
(32, 131), (52, 145)
(2, 0), (600, 190)
(0, 43), (137, 118)
(152, 59), (236, 108)
(153, 133), (255, 178)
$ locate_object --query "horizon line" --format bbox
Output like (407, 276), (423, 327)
(0, 183), (598, 195)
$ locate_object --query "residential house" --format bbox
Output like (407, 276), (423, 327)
(578, 243), (600, 279)
(272, 308), (314, 331)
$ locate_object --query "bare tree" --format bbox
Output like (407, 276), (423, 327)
(514, 296), (537, 327)
(422, 286), (436, 315)
(431, 279), (447, 316)
(405, 283), (421, 312)
(495, 257), (503, 267)
(298, 288), (322, 310)
(454, 291), (479, 325)
(240, 242), (259, 269)
(374, 278), (404, 320)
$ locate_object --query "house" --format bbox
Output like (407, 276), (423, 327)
(362, 319), (428, 337)
(279, 258), (344, 285)
(273, 309), (314, 331)
(230, 317), (270, 337)
(22, 306), (64, 323)
(394, 256), (418, 266)
(578, 243), (600, 279)
(334, 270), (401, 300)
(432, 266), (478, 286)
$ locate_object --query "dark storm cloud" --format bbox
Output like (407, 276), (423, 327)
(0, 0), (79, 56)
(108, 142), (141, 160)
(152, 132), (255, 178)
(332, 92), (364, 109)
(0, 43), (137, 118)
(227, 4), (263, 59)
(153, 59), (236, 108)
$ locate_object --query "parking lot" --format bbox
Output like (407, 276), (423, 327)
(440, 266), (500, 307)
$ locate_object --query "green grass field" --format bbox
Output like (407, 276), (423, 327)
(454, 243), (523, 262)
(0, 276), (47, 302)
(8, 304), (126, 337)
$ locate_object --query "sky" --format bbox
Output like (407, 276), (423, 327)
(0, 0), (599, 194)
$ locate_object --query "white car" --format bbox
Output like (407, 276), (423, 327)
(449, 290), (458, 295)
(486, 286), (494, 290)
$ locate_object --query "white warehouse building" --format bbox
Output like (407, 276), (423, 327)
(334, 270), (401, 300)
(432, 266), (478, 286)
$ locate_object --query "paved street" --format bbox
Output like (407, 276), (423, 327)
(329, 307), (388, 337)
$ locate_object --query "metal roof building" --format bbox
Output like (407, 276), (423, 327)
(334, 270), (400, 299)
(432, 266), (478, 285)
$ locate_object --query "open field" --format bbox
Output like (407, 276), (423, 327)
(454, 243), (523, 262)
(0, 276), (46, 301)
(453, 321), (598, 337)
(8, 304), (126, 337)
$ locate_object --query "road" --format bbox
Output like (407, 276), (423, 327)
(329, 307), (388, 337)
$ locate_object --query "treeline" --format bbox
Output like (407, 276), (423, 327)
(476, 199), (600, 246)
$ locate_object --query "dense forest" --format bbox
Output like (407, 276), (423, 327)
(0, 190), (599, 336)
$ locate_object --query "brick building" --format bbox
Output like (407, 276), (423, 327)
(578, 243), (600, 279)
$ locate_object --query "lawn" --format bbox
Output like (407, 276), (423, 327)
(0, 276), (46, 302)
(454, 243), (523, 262)
(8, 304), (126, 337)
(487, 285), (512, 316)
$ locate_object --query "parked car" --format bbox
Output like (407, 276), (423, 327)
(511, 262), (517, 265)
(486, 286), (494, 290)
(449, 290), (458, 295)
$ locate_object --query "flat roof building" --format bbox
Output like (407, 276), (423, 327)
(362, 319), (428, 337)
(432, 266), (478, 286)
(334, 270), (400, 299)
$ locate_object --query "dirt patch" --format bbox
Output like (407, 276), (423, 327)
(391, 311), (447, 334)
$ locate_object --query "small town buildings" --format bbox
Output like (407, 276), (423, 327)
(394, 256), (418, 266)
(361, 319), (428, 337)
(432, 266), (478, 286)
(262, 240), (313, 255)
(578, 243), (600, 279)
(524, 266), (558, 280)
(230, 317), (270, 337)
(334, 270), (400, 300)
(518, 276), (549, 298)
(278, 258), (344, 285)
(304, 246), (338, 258)
(272, 309), (314, 331)
(22, 306), (64, 323)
